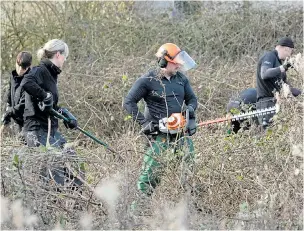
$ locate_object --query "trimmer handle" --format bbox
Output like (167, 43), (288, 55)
(185, 109), (190, 130)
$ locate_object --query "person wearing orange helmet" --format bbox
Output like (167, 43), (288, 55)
(124, 43), (198, 197)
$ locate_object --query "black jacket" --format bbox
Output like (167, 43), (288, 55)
(6, 68), (30, 125)
(21, 59), (61, 132)
(256, 50), (287, 100)
(124, 69), (198, 125)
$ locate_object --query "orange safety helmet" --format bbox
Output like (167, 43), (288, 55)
(155, 43), (197, 71)
(155, 43), (181, 64)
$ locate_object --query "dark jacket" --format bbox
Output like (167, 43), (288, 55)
(6, 68), (30, 125)
(256, 50), (287, 101)
(21, 59), (61, 132)
(123, 69), (198, 125)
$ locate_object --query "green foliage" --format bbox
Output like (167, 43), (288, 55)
(239, 201), (249, 212)
(124, 115), (132, 121)
(59, 214), (67, 229)
(12, 154), (21, 168)
(122, 75), (128, 82)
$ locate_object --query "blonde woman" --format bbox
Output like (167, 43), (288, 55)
(21, 39), (77, 147)
(21, 39), (83, 187)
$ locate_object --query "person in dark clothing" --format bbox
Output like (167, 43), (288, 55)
(21, 39), (77, 147)
(124, 43), (198, 196)
(21, 39), (82, 187)
(256, 36), (301, 128)
(1, 51), (32, 136)
(227, 88), (257, 133)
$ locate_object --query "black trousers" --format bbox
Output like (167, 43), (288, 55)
(256, 97), (276, 126)
(24, 127), (83, 188)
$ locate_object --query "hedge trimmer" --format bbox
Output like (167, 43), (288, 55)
(197, 106), (277, 127)
(144, 106), (277, 134)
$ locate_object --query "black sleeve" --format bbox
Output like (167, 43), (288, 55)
(13, 90), (25, 113)
(184, 77), (198, 110)
(123, 77), (149, 125)
(282, 73), (287, 83)
(7, 77), (12, 107)
(21, 70), (47, 101)
(260, 53), (281, 80)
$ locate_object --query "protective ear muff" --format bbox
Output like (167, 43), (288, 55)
(158, 50), (169, 68)
(158, 57), (168, 68)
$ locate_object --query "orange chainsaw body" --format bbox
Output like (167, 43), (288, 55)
(167, 113), (186, 130)
(159, 113), (186, 134)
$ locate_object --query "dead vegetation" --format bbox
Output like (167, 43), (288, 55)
(0, 1), (303, 230)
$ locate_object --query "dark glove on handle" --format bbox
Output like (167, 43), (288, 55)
(283, 60), (292, 71)
(1, 107), (13, 125)
(58, 108), (78, 129)
(186, 105), (195, 118)
(38, 92), (53, 112)
(187, 118), (197, 136)
(290, 87), (302, 97)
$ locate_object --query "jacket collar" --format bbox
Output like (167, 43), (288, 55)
(11, 68), (31, 79)
(273, 49), (282, 64)
(40, 59), (62, 76)
(156, 68), (177, 80)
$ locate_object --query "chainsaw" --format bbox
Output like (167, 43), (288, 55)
(197, 106), (277, 127)
(157, 109), (190, 134)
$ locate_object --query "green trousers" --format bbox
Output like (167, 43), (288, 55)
(137, 133), (194, 195)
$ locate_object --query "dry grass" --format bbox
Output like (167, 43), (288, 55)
(1, 95), (303, 230)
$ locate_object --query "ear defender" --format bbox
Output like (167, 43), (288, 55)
(158, 50), (168, 68)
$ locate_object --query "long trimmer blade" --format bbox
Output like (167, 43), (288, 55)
(197, 106), (276, 127)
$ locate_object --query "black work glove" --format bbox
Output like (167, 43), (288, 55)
(185, 105), (195, 118)
(141, 121), (157, 135)
(38, 92), (53, 112)
(282, 59), (292, 71)
(58, 108), (78, 129)
(1, 107), (13, 125)
(290, 87), (302, 97)
(186, 118), (197, 136)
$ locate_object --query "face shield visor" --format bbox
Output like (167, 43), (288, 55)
(173, 51), (197, 72)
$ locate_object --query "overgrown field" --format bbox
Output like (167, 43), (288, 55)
(1, 1), (303, 230)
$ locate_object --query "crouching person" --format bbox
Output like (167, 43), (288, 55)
(226, 88), (258, 134)
(21, 39), (83, 189)
(256, 36), (301, 129)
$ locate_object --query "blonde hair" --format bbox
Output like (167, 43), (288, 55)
(37, 39), (69, 61)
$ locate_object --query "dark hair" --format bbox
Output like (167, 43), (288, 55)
(16, 51), (32, 69)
